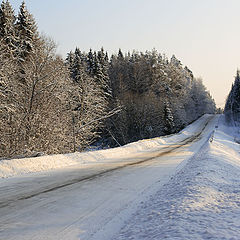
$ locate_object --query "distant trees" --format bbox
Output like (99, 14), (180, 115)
(105, 50), (216, 145)
(225, 70), (240, 123)
(0, 1), (216, 158)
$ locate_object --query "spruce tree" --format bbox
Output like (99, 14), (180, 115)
(225, 70), (240, 122)
(87, 48), (94, 75)
(163, 102), (175, 134)
(66, 49), (109, 150)
(0, 0), (17, 55)
(117, 48), (124, 60)
(96, 47), (111, 96)
(66, 51), (74, 69)
(16, 1), (39, 61)
(233, 71), (240, 115)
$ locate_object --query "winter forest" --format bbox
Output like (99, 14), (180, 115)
(0, 1), (216, 158)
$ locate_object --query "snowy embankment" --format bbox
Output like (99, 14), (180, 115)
(0, 115), (211, 179)
(113, 115), (240, 240)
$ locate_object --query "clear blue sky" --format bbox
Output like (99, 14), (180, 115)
(11, 0), (240, 108)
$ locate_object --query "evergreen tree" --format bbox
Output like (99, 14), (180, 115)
(16, 1), (39, 61)
(66, 49), (109, 151)
(0, 0), (16, 54)
(66, 51), (74, 69)
(225, 70), (240, 122)
(96, 47), (111, 95)
(70, 48), (85, 83)
(163, 102), (175, 134)
(118, 48), (124, 60)
(232, 71), (240, 115)
(87, 48), (94, 75)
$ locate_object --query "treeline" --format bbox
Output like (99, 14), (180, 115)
(225, 70), (240, 123)
(0, 1), (216, 158)
(108, 51), (216, 143)
(67, 49), (216, 146)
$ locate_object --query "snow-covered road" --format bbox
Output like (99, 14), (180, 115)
(0, 115), (219, 240)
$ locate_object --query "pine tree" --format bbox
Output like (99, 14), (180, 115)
(225, 70), (240, 122)
(16, 1), (39, 61)
(66, 51), (74, 69)
(88, 48), (112, 97)
(87, 48), (94, 75)
(70, 48), (85, 83)
(0, 0), (17, 54)
(170, 54), (182, 67)
(97, 47), (111, 95)
(163, 102), (175, 134)
(118, 48), (124, 59)
(66, 49), (110, 151)
(232, 71), (240, 115)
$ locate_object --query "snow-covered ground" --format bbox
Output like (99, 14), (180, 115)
(1, 114), (239, 240)
(113, 115), (240, 240)
(0, 114), (212, 179)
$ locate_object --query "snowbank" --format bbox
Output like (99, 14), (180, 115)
(0, 114), (212, 179)
(114, 115), (240, 240)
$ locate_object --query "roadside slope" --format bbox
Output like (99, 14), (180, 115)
(113, 115), (240, 240)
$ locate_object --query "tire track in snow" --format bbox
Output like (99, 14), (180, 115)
(0, 116), (214, 209)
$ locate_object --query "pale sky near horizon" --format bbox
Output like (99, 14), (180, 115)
(11, 0), (240, 108)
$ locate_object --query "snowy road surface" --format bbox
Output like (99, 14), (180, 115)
(1, 114), (237, 240)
